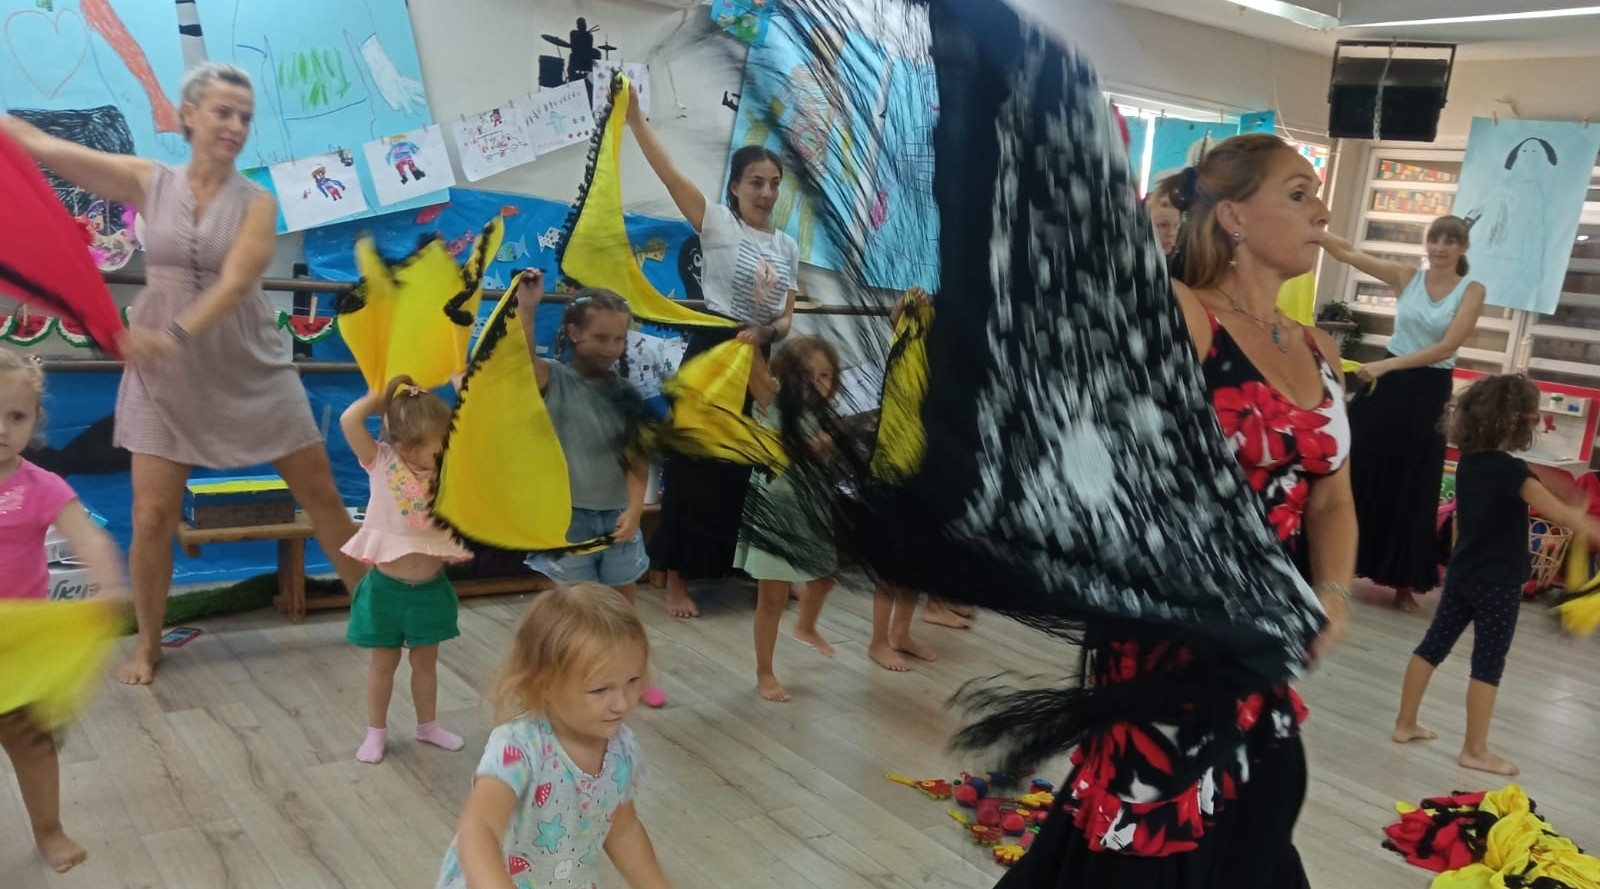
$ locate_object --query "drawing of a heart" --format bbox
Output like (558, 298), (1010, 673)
(5, 10), (90, 100)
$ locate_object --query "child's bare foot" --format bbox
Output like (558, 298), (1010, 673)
(868, 641), (911, 672)
(922, 600), (974, 629)
(665, 589), (700, 619)
(891, 633), (938, 663)
(36, 827), (86, 873)
(1393, 590), (1421, 614)
(1459, 749), (1519, 776)
(117, 647), (163, 685)
(757, 673), (790, 702)
(793, 627), (835, 658)
(1392, 724), (1438, 743)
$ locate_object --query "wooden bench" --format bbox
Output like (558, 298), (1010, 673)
(177, 503), (666, 623)
(176, 512), (552, 623)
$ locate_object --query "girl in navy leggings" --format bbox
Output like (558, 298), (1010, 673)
(1392, 375), (1600, 776)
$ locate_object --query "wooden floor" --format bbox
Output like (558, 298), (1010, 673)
(3, 577), (1598, 888)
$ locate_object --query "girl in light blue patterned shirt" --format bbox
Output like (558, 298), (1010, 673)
(436, 583), (671, 889)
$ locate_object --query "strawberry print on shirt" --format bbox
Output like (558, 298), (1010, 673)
(435, 717), (641, 889)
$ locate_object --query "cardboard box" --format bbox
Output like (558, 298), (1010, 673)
(47, 563), (100, 602)
(184, 475), (295, 529)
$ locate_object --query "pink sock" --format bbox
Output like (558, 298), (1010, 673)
(416, 721), (464, 751)
(357, 727), (386, 764)
(640, 685), (667, 709)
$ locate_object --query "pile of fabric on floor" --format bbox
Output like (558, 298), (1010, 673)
(1383, 785), (1598, 888)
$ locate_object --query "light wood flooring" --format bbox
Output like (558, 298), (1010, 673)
(3, 577), (1597, 888)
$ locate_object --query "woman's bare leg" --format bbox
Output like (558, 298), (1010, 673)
(117, 453), (191, 685)
(274, 442), (364, 594)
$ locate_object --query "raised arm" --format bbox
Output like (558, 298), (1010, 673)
(339, 389), (386, 467)
(1, 115), (153, 208)
(512, 270), (552, 393)
(747, 347), (778, 409)
(624, 86), (708, 231)
(890, 287), (932, 328)
(1321, 232), (1417, 294)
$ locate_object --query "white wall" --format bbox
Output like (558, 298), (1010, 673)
(1011, 0), (1334, 138)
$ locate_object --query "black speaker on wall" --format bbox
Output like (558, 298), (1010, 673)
(1328, 41), (1455, 143)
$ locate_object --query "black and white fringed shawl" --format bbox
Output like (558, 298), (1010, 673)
(716, 0), (1327, 772)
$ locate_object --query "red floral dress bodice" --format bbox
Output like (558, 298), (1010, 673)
(1062, 311), (1349, 857)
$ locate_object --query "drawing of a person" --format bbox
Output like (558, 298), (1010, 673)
(385, 136), (427, 184)
(312, 166), (345, 200)
(1462, 135), (1556, 304)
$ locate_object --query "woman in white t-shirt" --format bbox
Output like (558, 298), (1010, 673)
(625, 88), (802, 619)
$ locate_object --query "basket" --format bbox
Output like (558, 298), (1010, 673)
(1528, 518), (1573, 594)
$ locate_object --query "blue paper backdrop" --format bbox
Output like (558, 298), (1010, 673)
(198, 0), (444, 231)
(0, 0), (187, 162)
(729, 14), (939, 291)
(303, 187), (699, 356)
(43, 371), (372, 585)
(1150, 119), (1238, 182)
(1453, 117), (1600, 314)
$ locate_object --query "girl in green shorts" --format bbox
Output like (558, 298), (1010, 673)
(340, 375), (474, 764)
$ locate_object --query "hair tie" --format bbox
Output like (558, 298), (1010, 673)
(403, 384), (422, 396)
(1169, 166), (1200, 212)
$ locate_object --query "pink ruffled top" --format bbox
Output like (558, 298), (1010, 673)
(341, 442), (471, 566)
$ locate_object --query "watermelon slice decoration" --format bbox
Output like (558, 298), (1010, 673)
(57, 315), (93, 348)
(279, 311), (336, 343)
(2, 313), (56, 346)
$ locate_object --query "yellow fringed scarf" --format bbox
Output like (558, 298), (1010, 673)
(0, 599), (121, 731)
(339, 218), (505, 391)
(659, 338), (788, 471)
(433, 270), (610, 554)
(559, 74), (736, 331)
(871, 299), (932, 483)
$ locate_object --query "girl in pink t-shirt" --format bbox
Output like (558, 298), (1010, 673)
(0, 351), (123, 873)
(338, 375), (472, 764)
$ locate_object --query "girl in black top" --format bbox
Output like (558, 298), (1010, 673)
(1393, 375), (1600, 776)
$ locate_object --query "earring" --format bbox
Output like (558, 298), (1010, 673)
(1231, 231), (1243, 241)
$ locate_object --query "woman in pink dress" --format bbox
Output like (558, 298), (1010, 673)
(1, 63), (364, 685)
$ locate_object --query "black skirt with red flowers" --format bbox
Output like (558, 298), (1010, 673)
(994, 315), (1347, 887)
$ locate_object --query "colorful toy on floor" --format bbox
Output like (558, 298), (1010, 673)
(954, 771), (991, 807)
(1017, 790), (1055, 811)
(886, 773), (953, 800)
(910, 768), (1052, 864)
(948, 808), (1008, 845)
